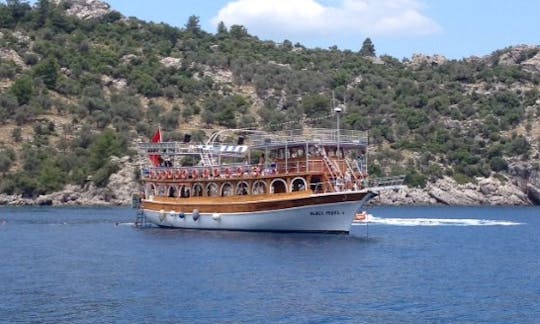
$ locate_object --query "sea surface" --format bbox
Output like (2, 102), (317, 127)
(0, 206), (539, 323)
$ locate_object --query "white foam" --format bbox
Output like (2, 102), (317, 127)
(115, 222), (135, 227)
(352, 216), (522, 227)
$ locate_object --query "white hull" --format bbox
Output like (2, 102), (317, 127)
(143, 194), (374, 233)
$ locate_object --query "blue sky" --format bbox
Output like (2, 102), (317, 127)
(57, 0), (540, 59)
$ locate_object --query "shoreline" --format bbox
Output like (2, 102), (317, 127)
(1, 158), (538, 207)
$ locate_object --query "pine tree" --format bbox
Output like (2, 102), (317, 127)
(359, 38), (376, 57)
(217, 21), (228, 35)
(185, 15), (201, 36)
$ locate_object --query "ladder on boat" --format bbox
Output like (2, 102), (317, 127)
(316, 145), (343, 180)
(200, 152), (215, 167)
(345, 158), (363, 182)
(134, 208), (149, 228)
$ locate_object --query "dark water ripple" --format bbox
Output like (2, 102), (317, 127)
(0, 206), (539, 323)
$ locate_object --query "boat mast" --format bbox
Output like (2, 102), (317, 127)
(333, 91), (342, 158)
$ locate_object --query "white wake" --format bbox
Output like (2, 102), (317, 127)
(353, 216), (522, 227)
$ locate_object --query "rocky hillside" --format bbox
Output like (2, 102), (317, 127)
(0, 0), (539, 206)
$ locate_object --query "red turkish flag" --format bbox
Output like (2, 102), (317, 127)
(150, 128), (162, 166)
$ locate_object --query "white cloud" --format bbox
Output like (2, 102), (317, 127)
(212, 0), (440, 45)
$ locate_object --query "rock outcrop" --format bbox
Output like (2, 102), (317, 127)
(497, 45), (540, 74)
(507, 161), (540, 205)
(375, 187), (437, 205)
(522, 52), (540, 74)
(160, 57), (182, 69)
(53, 0), (111, 20)
(376, 176), (531, 206)
(0, 48), (25, 67)
(408, 54), (448, 67)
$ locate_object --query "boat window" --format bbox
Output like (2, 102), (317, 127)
(291, 178), (307, 192)
(252, 181), (267, 195)
(147, 184), (156, 198)
(207, 183), (219, 197)
(168, 186), (177, 197)
(236, 182), (249, 195)
(221, 183), (233, 197)
(180, 185), (190, 198)
(158, 185), (166, 197)
(192, 183), (203, 197)
(270, 179), (287, 194)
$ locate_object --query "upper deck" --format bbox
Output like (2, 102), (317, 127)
(138, 128), (368, 158)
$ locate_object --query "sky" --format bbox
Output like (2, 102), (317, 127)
(50, 0), (540, 59)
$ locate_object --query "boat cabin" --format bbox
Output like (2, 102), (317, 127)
(139, 128), (369, 200)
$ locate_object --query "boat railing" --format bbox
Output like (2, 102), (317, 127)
(138, 142), (248, 158)
(141, 158), (372, 188)
(249, 129), (368, 147)
(368, 175), (406, 191)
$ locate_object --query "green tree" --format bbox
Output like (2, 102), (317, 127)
(359, 38), (376, 57)
(10, 75), (33, 105)
(37, 160), (65, 193)
(33, 58), (59, 89)
(0, 148), (16, 175)
(230, 25), (248, 39)
(11, 127), (22, 142)
(34, 0), (52, 28)
(217, 21), (228, 35)
(5, 0), (31, 22)
(88, 129), (126, 171)
(185, 15), (201, 36)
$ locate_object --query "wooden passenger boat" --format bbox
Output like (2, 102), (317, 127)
(138, 128), (378, 233)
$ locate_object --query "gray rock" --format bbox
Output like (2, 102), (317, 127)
(375, 175), (531, 206)
(408, 53), (448, 67)
(527, 184), (540, 205)
(53, 0), (111, 20)
(160, 57), (182, 69)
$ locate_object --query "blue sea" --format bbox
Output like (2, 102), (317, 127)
(0, 206), (539, 323)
